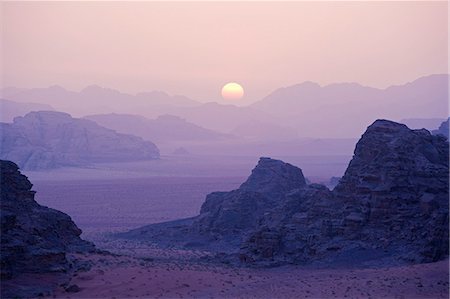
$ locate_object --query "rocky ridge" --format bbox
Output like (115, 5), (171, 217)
(432, 117), (449, 139)
(120, 119), (449, 267)
(0, 160), (96, 297)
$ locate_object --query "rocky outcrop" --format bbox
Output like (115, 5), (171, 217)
(192, 157), (306, 235)
(333, 120), (448, 261)
(121, 158), (308, 251)
(119, 119), (449, 268)
(0, 111), (160, 170)
(242, 120), (448, 266)
(0, 160), (95, 297)
(239, 157), (306, 194)
(432, 117), (449, 139)
(193, 158), (306, 238)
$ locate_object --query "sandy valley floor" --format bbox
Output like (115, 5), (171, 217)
(49, 254), (449, 299)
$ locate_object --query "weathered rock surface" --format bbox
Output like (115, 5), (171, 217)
(119, 119), (449, 268)
(0, 160), (95, 298)
(121, 158), (307, 251)
(242, 120), (449, 266)
(0, 111), (160, 170)
(432, 117), (449, 139)
(192, 158), (306, 245)
(239, 157), (306, 194)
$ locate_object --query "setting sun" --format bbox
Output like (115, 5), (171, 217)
(221, 82), (244, 100)
(1, 2), (447, 297)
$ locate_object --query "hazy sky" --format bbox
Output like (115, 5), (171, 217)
(1, 1), (448, 104)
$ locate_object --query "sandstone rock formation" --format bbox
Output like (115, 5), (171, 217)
(192, 158), (306, 246)
(0, 111), (160, 170)
(239, 157), (306, 194)
(120, 119), (449, 267)
(122, 157), (307, 251)
(242, 120), (449, 266)
(0, 160), (95, 297)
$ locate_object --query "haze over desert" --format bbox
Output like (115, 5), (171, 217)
(1, 1), (449, 298)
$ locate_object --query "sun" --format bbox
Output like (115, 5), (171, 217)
(221, 82), (244, 100)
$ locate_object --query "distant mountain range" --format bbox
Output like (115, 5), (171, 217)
(252, 74), (449, 137)
(0, 85), (275, 134)
(230, 121), (299, 141)
(1, 85), (200, 118)
(0, 100), (357, 157)
(1, 74), (448, 138)
(0, 111), (159, 170)
(85, 113), (231, 149)
(85, 113), (358, 156)
(0, 99), (54, 122)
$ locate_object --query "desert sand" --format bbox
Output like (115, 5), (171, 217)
(50, 253), (448, 299)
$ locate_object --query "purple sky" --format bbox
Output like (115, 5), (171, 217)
(1, 1), (448, 104)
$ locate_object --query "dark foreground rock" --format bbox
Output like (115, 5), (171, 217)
(242, 120), (449, 266)
(0, 111), (160, 170)
(119, 119), (449, 268)
(0, 160), (96, 298)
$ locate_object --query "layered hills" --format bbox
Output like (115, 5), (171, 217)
(0, 99), (55, 122)
(3, 74), (447, 139)
(85, 113), (230, 144)
(252, 74), (449, 137)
